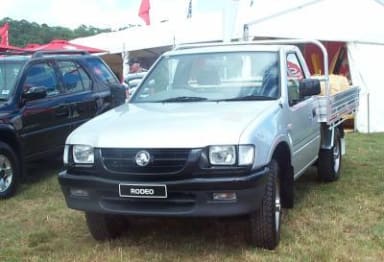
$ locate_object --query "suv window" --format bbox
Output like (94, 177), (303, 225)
(58, 61), (92, 93)
(24, 62), (60, 97)
(85, 57), (119, 86)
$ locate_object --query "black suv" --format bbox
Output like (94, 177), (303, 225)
(0, 51), (125, 198)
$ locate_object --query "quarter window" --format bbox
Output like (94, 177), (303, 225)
(85, 57), (120, 86)
(58, 61), (91, 93)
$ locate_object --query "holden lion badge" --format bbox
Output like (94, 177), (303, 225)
(135, 150), (151, 166)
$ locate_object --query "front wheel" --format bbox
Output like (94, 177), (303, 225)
(0, 141), (20, 199)
(249, 159), (281, 250)
(85, 212), (126, 241)
(318, 128), (342, 182)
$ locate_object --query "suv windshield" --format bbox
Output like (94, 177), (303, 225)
(0, 60), (25, 101)
(131, 51), (280, 103)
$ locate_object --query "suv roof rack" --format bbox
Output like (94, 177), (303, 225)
(32, 50), (89, 58)
(0, 50), (32, 56)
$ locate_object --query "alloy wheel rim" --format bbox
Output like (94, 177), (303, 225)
(0, 154), (13, 193)
(333, 140), (341, 173)
(275, 176), (281, 233)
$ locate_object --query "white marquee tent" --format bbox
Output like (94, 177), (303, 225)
(71, 13), (224, 77)
(71, 13), (224, 54)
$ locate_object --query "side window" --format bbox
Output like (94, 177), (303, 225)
(24, 62), (59, 97)
(286, 53), (304, 106)
(84, 57), (120, 87)
(57, 61), (91, 93)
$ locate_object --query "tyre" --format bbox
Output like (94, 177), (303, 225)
(280, 163), (294, 209)
(0, 141), (20, 199)
(249, 159), (281, 250)
(85, 212), (125, 241)
(318, 128), (342, 182)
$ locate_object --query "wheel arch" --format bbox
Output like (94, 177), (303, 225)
(0, 126), (24, 176)
(320, 122), (344, 150)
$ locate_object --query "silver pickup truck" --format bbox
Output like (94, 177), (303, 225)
(59, 40), (359, 250)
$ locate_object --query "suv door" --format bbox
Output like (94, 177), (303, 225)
(20, 61), (71, 159)
(286, 53), (320, 177)
(57, 60), (98, 130)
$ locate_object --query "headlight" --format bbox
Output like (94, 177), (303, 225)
(209, 145), (236, 165)
(239, 145), (255, 165)
(73, 145), (94, 164)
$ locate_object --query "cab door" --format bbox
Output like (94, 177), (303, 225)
(285, 53), (320, 177)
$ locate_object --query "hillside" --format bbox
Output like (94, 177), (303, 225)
(0, 17), (112, 47)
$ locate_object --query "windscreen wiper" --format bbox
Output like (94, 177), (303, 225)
(216, 95), (276, 101)
(160, 96), (208, 102)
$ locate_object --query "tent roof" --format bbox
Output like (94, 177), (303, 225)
(24, 39), (106, 53)
(242, 0), (384, 44)
(70, 0), (384, 54)
(70, 13), (224, 54)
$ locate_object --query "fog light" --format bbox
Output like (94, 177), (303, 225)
(70, 188), (89, 197)
(212, 192), (237, 201)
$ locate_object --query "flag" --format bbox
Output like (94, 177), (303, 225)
(0, 23), (9, 46)
(187, 0), (192, 19)
(138, 0), (150, 25)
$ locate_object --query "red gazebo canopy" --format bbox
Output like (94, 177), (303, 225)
(24, 39), (106, 53)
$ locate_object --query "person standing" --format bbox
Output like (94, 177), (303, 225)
(129, 58), (147, 73)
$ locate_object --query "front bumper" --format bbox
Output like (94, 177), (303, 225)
(58, 167), (269, 217)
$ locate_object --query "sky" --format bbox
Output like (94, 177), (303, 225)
(0, 0), (225, 29)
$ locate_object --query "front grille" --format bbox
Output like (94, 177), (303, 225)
(101, 148), (191, 174)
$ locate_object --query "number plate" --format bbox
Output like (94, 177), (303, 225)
(119, 183), (167, 198)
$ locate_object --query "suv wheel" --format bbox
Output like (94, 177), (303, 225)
(249, 159), (281, 250)
(85, 212), (125, 241)
(0, 141), (20, 199)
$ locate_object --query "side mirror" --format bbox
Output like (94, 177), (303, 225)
(22, 86), (47, 101)
(299, 79), (321, 97)
(110, 84), (127, 107)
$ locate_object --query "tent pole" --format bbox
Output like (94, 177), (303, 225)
(367, 93), (370, 133)
(122, 43), (129, 80)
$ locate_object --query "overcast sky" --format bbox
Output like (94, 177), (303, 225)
(0, 0), (225, 29)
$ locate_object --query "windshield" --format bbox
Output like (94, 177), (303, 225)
(131, 51), (280, 103)
(0, 61), (25, 101)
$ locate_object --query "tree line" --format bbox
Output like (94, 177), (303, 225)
(0, 17), (113, 47)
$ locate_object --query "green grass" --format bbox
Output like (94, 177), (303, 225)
(1, 133), (383, 261)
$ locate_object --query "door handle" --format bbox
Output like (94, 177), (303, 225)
(56, 105), (70, 117)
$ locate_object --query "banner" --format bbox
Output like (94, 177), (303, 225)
(138, 0), (150, 25)
(0, 23), (9, 46)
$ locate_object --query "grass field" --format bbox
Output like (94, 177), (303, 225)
(0, 132), (383, 261)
